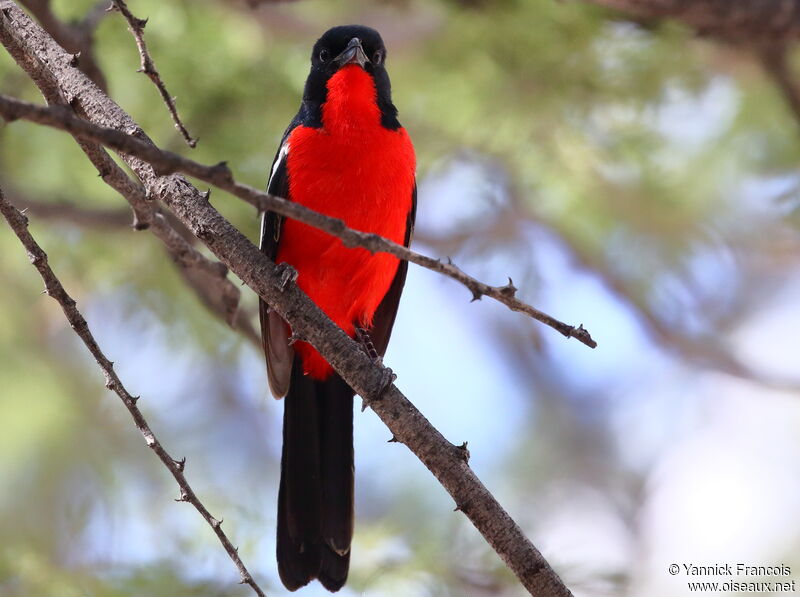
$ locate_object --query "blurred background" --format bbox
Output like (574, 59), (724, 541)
(2, 0), (800, 595)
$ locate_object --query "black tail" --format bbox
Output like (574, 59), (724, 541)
(277, 356), (354, 592)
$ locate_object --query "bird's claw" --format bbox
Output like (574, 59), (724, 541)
(361, 366), (396, 412)
(273, 263), (297, 291)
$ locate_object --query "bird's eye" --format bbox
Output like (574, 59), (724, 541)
(373, 49), (384, 65)
(319, 48), (330, 62)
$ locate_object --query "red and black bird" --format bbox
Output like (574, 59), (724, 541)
(259, 26), (416, 592)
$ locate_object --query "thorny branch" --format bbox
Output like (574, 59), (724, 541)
(0, 2), (574, 593)
(0, 95), (597, 349)
(5, 190), (256, 340)
(0, 187), (267, 597)
(109, 0), (197, 147)
(20, 0), (107, 89)
(8, 190), (131, 229)
(11, 2), (248, 342)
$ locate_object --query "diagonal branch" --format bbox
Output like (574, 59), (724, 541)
(19, 0), (107, 89)
(0, 2), (574, 594)
(67, 131), (258, 344)
(109, 0), (197, 147)
(0, 186), (267, 597)
(0, 94), (597, 349)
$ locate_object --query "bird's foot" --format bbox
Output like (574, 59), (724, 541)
(273, 263), (297, 291)
(356, 327), (396, 411)
(361, 366), (397, 412)
(355, 327), (380, 361)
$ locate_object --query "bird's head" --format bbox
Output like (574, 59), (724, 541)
(310, 25), (387, 76)
(302, 25), (399, 129)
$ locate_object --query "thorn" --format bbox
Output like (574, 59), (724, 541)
(211, 517), (223, 529)
(174, 489), (190, 502)
(133, 16), (148, 29)
(212, 160), (233, 182)
(470, 289), (483, 302)
(387, 436), (399, 443)
(446, 256), (454, 265)
(174, 457), (186, 471)
(200, 188), (211, 201)
(453, 504), (462, 512)
(69, 52), (81, 66)
(130, 395), (140, 404)
(273, 263), (297, 291)
(499, 277), (517, 297)
(287, 333), (303, 346)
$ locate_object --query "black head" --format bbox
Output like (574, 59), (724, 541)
(301, 25), (400, 130)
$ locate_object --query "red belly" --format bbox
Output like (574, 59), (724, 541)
(276, 67), (415, 379)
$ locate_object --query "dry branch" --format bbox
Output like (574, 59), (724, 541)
(0, 94), (597, 349)
(9, 191), (132, 229)
(110, 0), (197, 147)
(0, 2), (573, 594)
(583, 0), (800, 43)
(0, 186), (267, 597)
(20, 0), (107, 89)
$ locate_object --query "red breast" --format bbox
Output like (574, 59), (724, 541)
(277, 66), (416, 379)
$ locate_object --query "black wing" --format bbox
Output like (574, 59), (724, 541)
(259, 124), (297, 398)
(369, 182), (417, 356)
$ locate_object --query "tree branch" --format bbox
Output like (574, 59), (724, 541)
(8, 190), (132, 229)
(0, 186), (267, 597)
(0, 94), (597, 349)
(109, 0), (197, 147)
(0, 2), (573, 593)
(582, 0), (800, 43)
(19, 0), (107, 89)
(66, 132), (256, 343)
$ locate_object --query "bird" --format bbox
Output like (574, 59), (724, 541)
(259, 25), (416, 592)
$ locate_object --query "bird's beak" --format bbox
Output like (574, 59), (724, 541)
(334, 37), (369, 68)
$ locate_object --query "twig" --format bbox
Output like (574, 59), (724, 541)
(9, 191), (131, 229)
(0, 3), (575, 593)
(109, 0), (197, 148)
(0, 94), (597, 349)
(0, 186), (267, 597)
